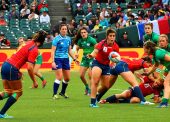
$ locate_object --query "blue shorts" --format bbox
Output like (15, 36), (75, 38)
(1, 62), (22, 81)
(110, 61), (129, 75)
(91, 59), (110, 75)
(52, 58), (70, 70)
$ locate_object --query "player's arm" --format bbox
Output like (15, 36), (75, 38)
(51, 45), (57, 68)
(87, 49), (99, 58)
(75, 45), (80, 58)
(68, 45), (79, 65)
(144, 62), (159, 76)
(27, 62), (38, 88)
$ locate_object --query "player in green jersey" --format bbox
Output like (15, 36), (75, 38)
(74, 27), (97, 95)
(143, 23), (159, 44)
(143, 41), (170, 108)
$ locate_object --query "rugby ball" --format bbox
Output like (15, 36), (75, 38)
(109, 51), (121, 63)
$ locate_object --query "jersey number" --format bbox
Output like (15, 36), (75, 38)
(103, 46), (108, 52)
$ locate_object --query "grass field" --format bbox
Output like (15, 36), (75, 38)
(0, 71), (170, 122)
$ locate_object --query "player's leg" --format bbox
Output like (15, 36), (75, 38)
(0, 80), (12, 100)
(59, 58), (70, 98)
(90, 66), (102, 107)
(87, 68), (92, 95)
(52, 58), (63, 99)
(159, 71), (170, 107)
(79, 66), (89, 95)
(33, 64), (47, 88)
(120, 71), (146, 102)
(0, 80), (22, 118)
(97, 75), (118, 102)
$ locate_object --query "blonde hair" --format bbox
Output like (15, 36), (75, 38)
(159, 34), (169, 42)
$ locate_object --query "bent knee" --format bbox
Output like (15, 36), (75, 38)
(130, 97), (140, 103)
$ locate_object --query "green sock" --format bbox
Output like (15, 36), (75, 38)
(40, 76), (45, 81)
(0, 92), (9, 100)
(85, 84), (89, 90)
(162, 98), (169, 103)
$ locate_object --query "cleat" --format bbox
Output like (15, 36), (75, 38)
(42, 80), (47, 88)
(89, 104), (99, 108)
(140, 101), (155, 105)
(53, 95), (59, 100)
(157, 102), (168, 108)
(0, 114), (13, 119)
(99, 99), (107, 104)
(59, 92), (69, 99)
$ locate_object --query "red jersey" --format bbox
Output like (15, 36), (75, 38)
(121, 58), (149, 73)
(139, 76), (160, 97)
(95, 40), (119, 65)
(7, 41), (38, 69)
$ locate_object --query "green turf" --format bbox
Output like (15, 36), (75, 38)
(0, 71), (170, 122)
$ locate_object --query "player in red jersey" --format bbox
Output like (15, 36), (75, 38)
(0, 30), (47, 118)
(99, 72), (164, 104)
(87, 28), (119, 107)
(96, 57), (153, 102)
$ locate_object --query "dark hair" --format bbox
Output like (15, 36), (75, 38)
(106, 28), (116, 37)
(32, 30), (47, 46)
(143, 41), (157, 54)
(62, 17), (67, 22)
(144, 23), (153, 29)
(59, 23), (68, 31)
(142, 56), (152, 63)
(73, 26), (88, 45)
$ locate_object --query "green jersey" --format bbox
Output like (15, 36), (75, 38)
(154, 48), (170, 70)
(77, 36), (97, 56)
(143, 32), (159, 44)
(162, 44), (170, 52)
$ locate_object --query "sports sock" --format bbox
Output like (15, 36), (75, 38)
(96, 90), (107, 102)
(0, 95), (17, 115)
(39, 76), (45, 81)
(85, 84), (89, 90)
(133, 86), (146, 102)
(0, 92), (9, 100)
(91, 98), (96, 105)
(162, 98), (169, 103)
(53, 79), (60, 95)
(60, 80), (68, 94)
(106, 95), (117, 103)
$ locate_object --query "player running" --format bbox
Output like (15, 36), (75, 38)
(0, 30), (47, 118)
(87, 28), (119, 107)
(74, 27), (97, 95)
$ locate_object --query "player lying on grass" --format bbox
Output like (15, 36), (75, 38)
(96, 57), (153, 102)
(99, 72), (164, 104)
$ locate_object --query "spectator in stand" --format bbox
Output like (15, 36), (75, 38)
(96, 26), (103, 33)
(19, 0), (27, 11)
(143, 0), (153, 9)
(91, 19), (101, 33)
(95, 7), (101, 18)
(115, 22), (120, 29)
(127, 0), (138, 9)
(0, 0), (9, 5)
(109, 11), (119, 25)
(0, 32), (10, 48)
(106, 6), (113, 16)
(37, 0), (48, 13)
(74, 5), (84, 17)
(143, 14), (150, 23)
(20, 4), (30, 19)
(28, 9), (39, 21)
(87, 19), (94, 32)
(77, 19), (85, 29)
(146, 10), (154, 21)
(151, 2), (162, 15)
(39, 10), (50, 23)
(99, 15), (109, 28)
(0, 0), (9, 11)
(68, 19), (77, 37)
(0, 11), (7, 26)
(157, 9), (165, 20)
(8, 4), (19, 20)
(30, 3), (39, 15)
(118, 16), (126, 28)
(118, 31), (133, 47)
(128, 14), (136, 25)
(100, 8), (109, 18)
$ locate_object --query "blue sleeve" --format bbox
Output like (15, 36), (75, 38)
(68, 36), (72, 46)
(52, 37), (59, 46)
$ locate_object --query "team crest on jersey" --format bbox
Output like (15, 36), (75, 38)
(103, 46), (107, 52)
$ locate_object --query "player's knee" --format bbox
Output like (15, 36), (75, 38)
(33, 71), (38, 75)
(130, 97), (140, 103)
